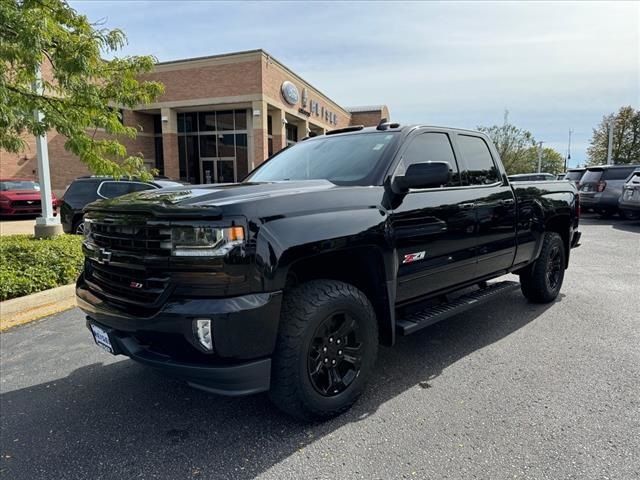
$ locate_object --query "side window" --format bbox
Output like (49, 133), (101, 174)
(98, 181), (133, 199)
(401, 132), (461, 187)
(457, 135), (501, 185)
(129, 183), (155, 193)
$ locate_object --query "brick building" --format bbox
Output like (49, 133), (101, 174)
(0, 49), (390, 193)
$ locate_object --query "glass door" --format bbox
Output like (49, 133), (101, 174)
(200, 158), (236, 184)
(200, 158), (216, 184)
(216, 158), (236, 183)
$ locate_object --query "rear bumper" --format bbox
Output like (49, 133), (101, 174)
(579, 193), (618, 210)
(618, 198), (640, 212)
(77, 275), (282, 396)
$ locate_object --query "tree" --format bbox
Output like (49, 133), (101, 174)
(478, 112), (564, 174)
(587, 106), (640, 166)
(0, 0), (164, 178)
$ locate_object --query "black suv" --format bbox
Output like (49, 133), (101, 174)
(60, 177), (183, 234)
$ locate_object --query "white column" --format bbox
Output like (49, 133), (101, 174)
(33, 65), (62, 238)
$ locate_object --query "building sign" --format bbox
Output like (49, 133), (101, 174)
(281, 81), (299, 105)
(281, 81), (339, 126)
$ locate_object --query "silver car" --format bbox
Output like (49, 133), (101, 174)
(619, 168), (640, 220)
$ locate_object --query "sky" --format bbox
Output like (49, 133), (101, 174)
(70, 0), (639, 168)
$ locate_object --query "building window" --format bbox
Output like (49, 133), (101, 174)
(177, 109), (249, 184)
(153, 114), (164, 175)
(267, 115), (273, 157)
(286, 123), (298, 146)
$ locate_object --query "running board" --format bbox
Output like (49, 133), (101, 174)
(396, 281), (520, 335)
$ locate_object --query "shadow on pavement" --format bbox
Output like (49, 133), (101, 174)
(0, 290), (556, 480)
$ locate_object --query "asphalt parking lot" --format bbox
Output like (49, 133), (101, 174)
(1, 214), (638, 480)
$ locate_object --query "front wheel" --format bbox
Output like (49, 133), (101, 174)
(269, 280), (378, 421)
(519, 232), (566, 303)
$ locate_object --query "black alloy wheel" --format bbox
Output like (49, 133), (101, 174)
(307, 311), (363, 397)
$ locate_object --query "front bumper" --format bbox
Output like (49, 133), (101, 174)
(77, 276), (282, 396)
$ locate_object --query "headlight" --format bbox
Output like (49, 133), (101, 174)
(83, 219), (92, 238)
(171, 226), (244, 257)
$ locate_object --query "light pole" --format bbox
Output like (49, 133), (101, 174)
(537, 141), (544, 173)
(565, 129), (572, 172)
(606, 119), (614, 165)
(32, 64), (63, 238)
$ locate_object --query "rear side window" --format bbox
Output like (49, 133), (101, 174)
(64, 180), (100, 200)
(456, 135), (501, 185)
(97, 181), (152, 199)
(402, 132), (461, 187)
(603, 167), (637, 180)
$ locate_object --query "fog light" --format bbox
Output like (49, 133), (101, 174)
(195, 319), (213, 351)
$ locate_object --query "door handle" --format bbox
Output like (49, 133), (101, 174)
(500, 198), (515, 206)
(459, 202), (475, 209)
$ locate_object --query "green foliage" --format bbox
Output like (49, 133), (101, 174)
(0, 0), (164, 179)
(0, 234), (83, 301)
(478, 112), (565, 175)
(587, 106), (640, 166)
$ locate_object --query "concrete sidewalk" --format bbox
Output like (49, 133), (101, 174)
(0, 219), (37, 236)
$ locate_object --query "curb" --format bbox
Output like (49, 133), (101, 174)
(0, 284), (77, 332)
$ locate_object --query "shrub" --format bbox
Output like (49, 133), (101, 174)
(0, 235), (84, 301)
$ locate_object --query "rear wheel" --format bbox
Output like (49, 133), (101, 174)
(519, 232), (566, 303)
(269, 280), (378, 421)
(620, 209), (640, 220)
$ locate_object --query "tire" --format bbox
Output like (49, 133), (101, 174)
(519, 232), (566, 303)
(269, 280), (378, 421)
(598, 209), (615, 219)
(620, 209), (640, 220)
(72, 217), (85, 235)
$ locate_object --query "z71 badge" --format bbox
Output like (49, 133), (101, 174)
(403, 251), (426, 264)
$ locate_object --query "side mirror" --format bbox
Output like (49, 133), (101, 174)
(392, 161), (451, 193)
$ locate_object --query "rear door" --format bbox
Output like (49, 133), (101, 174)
(453, 133), (517, 278)
(391, 129), (478, 302)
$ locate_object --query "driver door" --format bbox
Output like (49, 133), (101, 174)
(390, 130), (478, 303)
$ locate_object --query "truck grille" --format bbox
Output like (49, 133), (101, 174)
(91, 221), (171, 256)
(85, 260), (170, 308)
(84, 216), (172, 309)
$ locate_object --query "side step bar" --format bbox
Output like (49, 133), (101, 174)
(396, 280), (520, 336)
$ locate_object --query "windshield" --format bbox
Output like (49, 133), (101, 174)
(246, 132), (398, 185)
(0, 180), (40, 191)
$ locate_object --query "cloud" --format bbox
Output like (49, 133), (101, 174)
(70, 0), (639, 167)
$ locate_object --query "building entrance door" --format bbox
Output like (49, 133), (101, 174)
(199, 157), (236, 184)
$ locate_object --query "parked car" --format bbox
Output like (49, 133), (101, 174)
(563, 168), (586, 188)
(508, 173), (557, 182)
(77, 124), (581, 421)
(579, 164), (640, 217)
(0, 178), (58, 218)
(60, 176), (184, 234)
(618, 168), (640, 219)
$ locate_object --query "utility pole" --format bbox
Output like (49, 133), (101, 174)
(32, 64), (63, 238)
(606, 119), (614, 165)
(537, 141), (544, 173)
(565, 129), (572, 172)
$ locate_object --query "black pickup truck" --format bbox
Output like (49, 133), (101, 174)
(77, 124), (581, 420)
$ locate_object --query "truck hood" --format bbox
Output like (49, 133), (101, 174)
(84, 181), (352, 218)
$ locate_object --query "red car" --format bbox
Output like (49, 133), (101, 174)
(0, 178), (59, 217)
